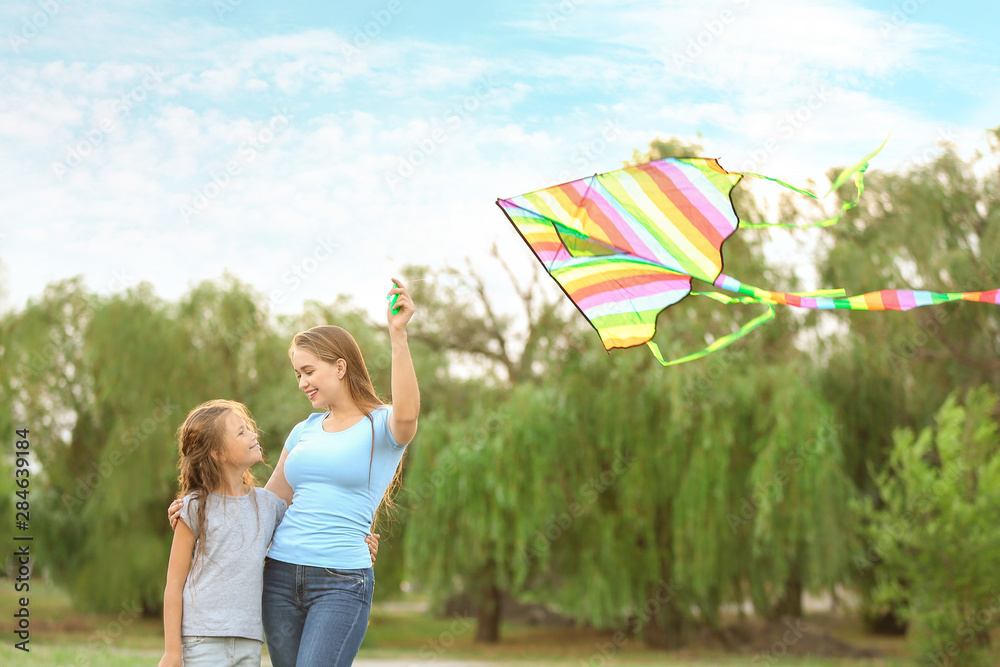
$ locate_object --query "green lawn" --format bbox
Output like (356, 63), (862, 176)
(1, 578), (918, 666)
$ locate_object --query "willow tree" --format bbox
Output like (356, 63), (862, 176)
(399, 254), (586, 641)
(538, 349), (853, 643)
(405, 331), (855, 648)
(404, 137), (859, 647)
(820, 132), (1000, 437)
(620, 137), (855, 630)
(69, 285), (193, 612)
(817, 131), (1000, 629)
(731, 370), (854, 619)
(0, 275), (295, 612)
(2, 279), (99, 586)
(403, 386), (566, 641)
(0, 378), (14, 577)
(0, 279), (186, 611)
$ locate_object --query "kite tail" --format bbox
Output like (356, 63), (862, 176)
(645, 276), (999, 366)
(714, 273), (1000, 311)
(647, 300), (774, 366)
(739, 137), (888, 229)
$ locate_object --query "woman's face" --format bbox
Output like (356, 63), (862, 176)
(292, 347), (345, 408)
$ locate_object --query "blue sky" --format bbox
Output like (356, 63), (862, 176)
(1, 0), (997, 318)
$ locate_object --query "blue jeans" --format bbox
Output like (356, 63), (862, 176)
(261, 558), (374, 667)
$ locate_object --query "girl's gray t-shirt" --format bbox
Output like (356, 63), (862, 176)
(179, 487), (287, 641)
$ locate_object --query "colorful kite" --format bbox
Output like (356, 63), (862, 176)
(497, 143), (999, 365)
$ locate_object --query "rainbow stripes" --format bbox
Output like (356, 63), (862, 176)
(498, 158), (741, 351)
(714, 274), (1000, 311)
(498, 153), (1000, 365)
(553, 258), (691, 350)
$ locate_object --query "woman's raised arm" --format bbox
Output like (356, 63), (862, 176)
(386, 278), (419, 446)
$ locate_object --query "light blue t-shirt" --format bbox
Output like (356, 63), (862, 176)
(267, 406), (406, 569)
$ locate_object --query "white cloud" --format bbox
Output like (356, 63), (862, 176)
(1, 0), (995, 321)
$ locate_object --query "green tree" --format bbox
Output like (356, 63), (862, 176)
(0, 269), (451, 613)
(405, 137), (857, 647)
(862, 387), (1000, 667)
(818, 133), (1000, 630)
(1, 278), (100, 588)
(402, 256), (585, 641)
(1, 276), (295, 612)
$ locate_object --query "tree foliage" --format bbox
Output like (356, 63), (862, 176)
(818, 135), (1000, 630)
(862, 387), (1000, 667)
(2, 130), (998, 662)
(0, 274), (444, 611)
(404, 137), (857, 646)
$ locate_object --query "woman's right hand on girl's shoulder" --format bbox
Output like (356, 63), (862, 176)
(167, 497), (183, 530)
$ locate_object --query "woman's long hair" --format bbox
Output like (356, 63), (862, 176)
(290, 325), (404, 529)
(176, 400), (259, 569)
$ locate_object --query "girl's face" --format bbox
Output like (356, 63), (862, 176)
(220, 410), (261, 470)
(292, 347), (346, 408)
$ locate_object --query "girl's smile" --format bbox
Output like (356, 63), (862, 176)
(220, 411), (262, 471)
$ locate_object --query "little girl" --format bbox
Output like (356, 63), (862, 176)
(158, 400), (379, 666)
(159, 399), (286, 667)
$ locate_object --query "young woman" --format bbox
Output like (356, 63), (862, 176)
(159, 399), (288, 667)
(259, 279), (419, 666)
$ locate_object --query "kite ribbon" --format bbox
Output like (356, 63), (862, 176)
(647, 299), (775, 366)
(740, 136), (889, 229)
(645, 288), (846, 365)
(649, 276), (999, 366)
(713, 274), (1000, 310)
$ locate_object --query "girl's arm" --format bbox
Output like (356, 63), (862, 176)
(387, 278), (420, 445)
(263, 447), (294, 505)
(159, 519), (195, 667)
(169, 447), (294, 526)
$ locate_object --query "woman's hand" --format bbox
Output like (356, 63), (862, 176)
(386, 278), (414, 333)
(159, 653), (181, 667)
(158, 653), (182, 667)
(167, 497), (182, 530)
(366, 533), (380, 564)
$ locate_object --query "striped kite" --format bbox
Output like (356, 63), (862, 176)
(496, 142), (999, 365)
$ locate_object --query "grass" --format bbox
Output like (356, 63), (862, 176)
(1, 578), (919, 666)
